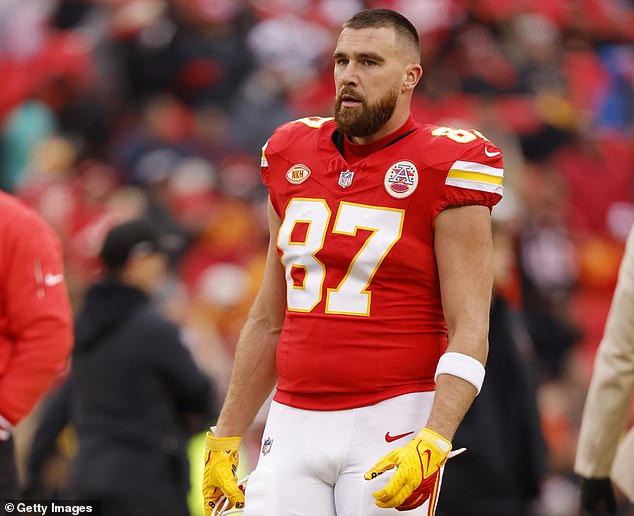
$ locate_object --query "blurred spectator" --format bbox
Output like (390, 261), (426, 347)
(0, 190), (73, 502)
(550, 131), (634, 238)
(436, 221), (547, 516)
(110, 0), (253, 107)
(516, 163), (582, 379)
(26, 219), (214, 516)
(1, 99), (56, 192)
(575, 225), (634, 515)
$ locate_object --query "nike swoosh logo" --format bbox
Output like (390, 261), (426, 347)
(422, 448), (432, 473)
(44, 273), (64, 286)
(484, 147), (501, 157)
(385, 431), (414, 443)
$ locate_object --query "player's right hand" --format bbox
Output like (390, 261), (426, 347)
(364, 427), (452, 511)
(202, 430), (245, 516)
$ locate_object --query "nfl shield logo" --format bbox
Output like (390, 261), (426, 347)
(338, 170), (355, 188)
(262, 437), (273, 455)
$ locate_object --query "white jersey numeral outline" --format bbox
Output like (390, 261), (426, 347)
(292, 116), (333, 129)
(277, 199), (404, 316)
(431, 126), (489, 144)
(278, 198), (330, 312)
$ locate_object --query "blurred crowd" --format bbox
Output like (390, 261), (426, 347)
(2, 0), (634, 514)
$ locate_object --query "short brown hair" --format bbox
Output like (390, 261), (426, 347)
(343, 9), (420, 60)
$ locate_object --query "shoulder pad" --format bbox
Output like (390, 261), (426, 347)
(262, 116), (334, 164)
(427, 126), (504, 197)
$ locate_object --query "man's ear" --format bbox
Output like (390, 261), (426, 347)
(402, 64), (423, 92)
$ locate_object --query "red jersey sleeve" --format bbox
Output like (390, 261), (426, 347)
(0, 195), (73, 426)
(260, 118), (302, 186)
(260, 123), (288, 216)
(428, 127), (504, 220)
(260, 117), (334, 217)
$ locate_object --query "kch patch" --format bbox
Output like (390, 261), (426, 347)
(384, 161), (418, 198)
(338, 169), (354, 188)
(286, 164), (311, 184)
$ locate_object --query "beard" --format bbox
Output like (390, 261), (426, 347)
(334, 85), (400, 138)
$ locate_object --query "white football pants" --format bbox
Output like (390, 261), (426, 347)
(243, 391), (442, 516)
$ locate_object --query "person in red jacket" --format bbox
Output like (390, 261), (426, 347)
(0, 190), (73, 502)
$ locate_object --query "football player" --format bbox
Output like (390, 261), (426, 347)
(203, 8), (503, 516)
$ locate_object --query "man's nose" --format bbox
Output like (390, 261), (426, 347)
(339, 63), (359, 86)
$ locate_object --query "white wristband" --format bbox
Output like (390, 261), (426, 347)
(434, 352), (486, 395)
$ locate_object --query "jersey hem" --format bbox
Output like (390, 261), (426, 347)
(273, 382), (436, 411)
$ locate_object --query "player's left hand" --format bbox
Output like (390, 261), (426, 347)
(202, 431), (244, 516)
(364, 427), (452, 511)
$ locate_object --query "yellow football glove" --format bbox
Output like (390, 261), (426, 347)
(364, 427), (452, 511)
(202, 430), (245, 516)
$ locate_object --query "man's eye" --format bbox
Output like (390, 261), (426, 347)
(336, 59), (348, 66)
(363, 60), (377, 66)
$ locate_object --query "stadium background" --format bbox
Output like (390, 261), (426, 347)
(1, 0), (633, 514)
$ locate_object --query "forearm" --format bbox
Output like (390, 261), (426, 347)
(430, 205), (493, 442)
(214, 315), (279, 437)
(426, 329), (487, 440)
(215, 197), (285, 438)
(425, 373), (477, 442)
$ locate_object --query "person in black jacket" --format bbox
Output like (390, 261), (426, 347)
(436, 221), (547, 516)
(27, 218), (214, 516)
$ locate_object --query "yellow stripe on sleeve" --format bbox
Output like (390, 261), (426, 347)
(446, 160), (504, 195)
(447, 169), (503, 186)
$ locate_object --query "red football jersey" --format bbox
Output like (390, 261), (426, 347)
(261, 115), (503, 410)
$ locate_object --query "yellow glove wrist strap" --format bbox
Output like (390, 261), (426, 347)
(416, 428), (451, 453)
(206, 432), (242, 451)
